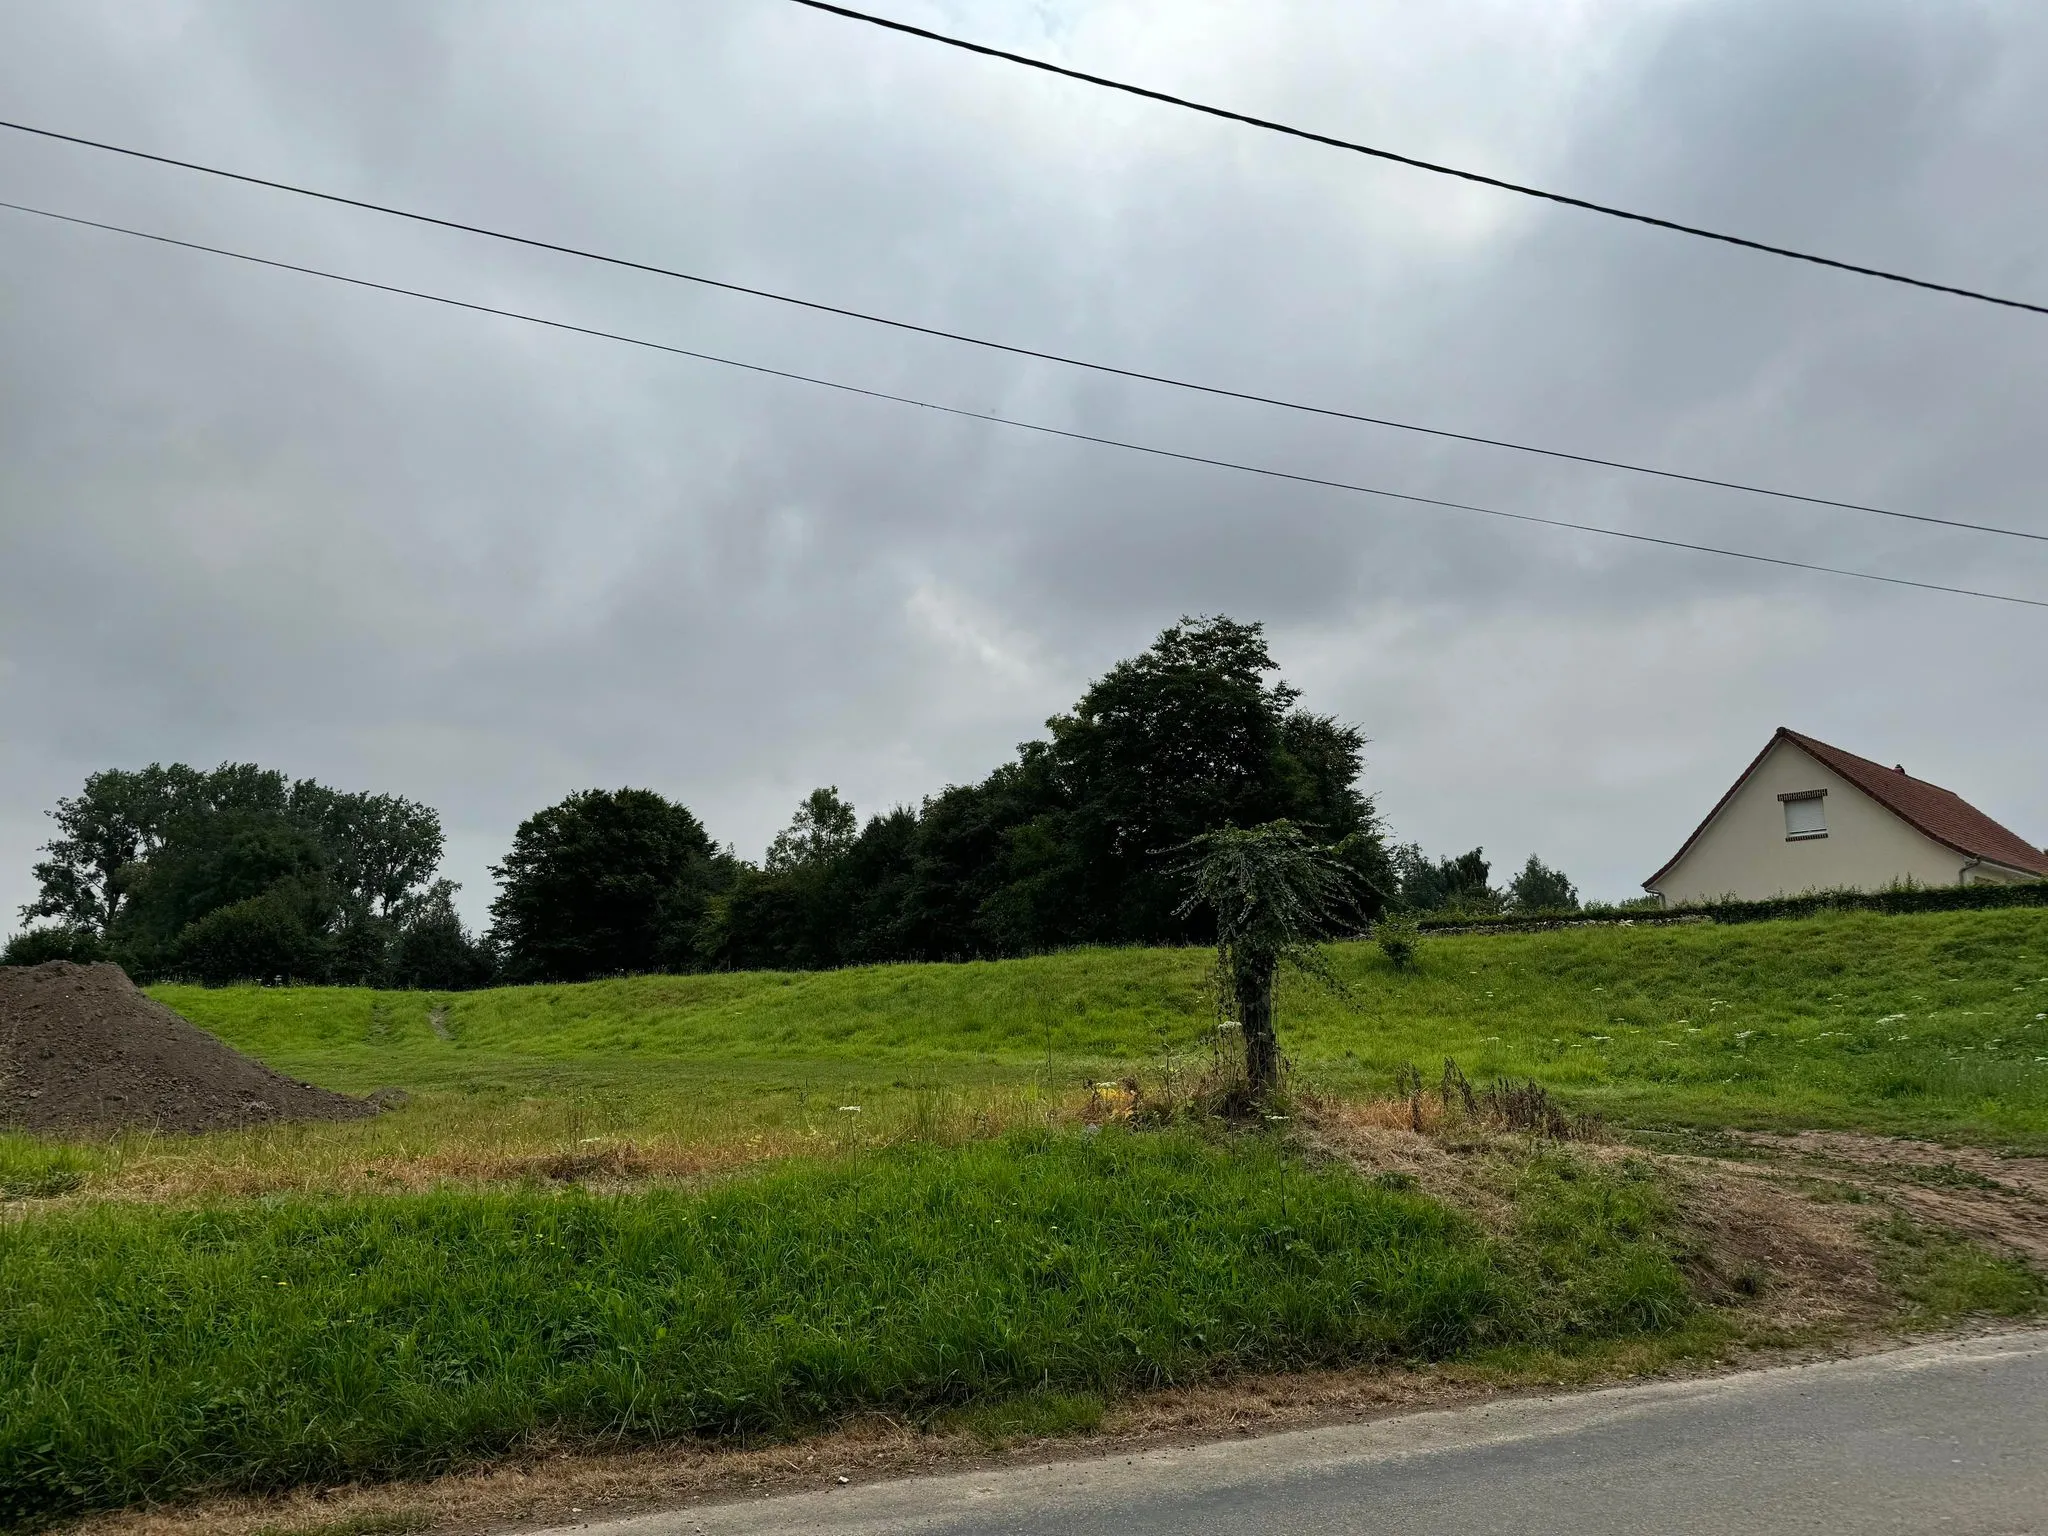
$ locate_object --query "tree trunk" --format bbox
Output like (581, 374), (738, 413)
(1233, 950), (1280, 1094)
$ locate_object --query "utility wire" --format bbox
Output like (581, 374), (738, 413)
(0, 118), (2040, 547)
(789, 0), (2048, 320)
(3, 197), (2041, 612)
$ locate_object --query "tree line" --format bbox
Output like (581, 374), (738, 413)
(6, 617), (1579, 985)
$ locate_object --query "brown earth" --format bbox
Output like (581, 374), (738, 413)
(0, 961), (373, 1135)
(1717, 1128), (2048, 1270)
(1300, 1103), (1894, 1337)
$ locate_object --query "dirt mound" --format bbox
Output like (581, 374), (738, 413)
(0, 961), (374, 1135)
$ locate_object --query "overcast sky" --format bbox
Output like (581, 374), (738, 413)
(3, 0), (2045, 929)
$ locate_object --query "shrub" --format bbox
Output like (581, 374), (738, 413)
(173, 885), (331, 984)
(1, 925), (106, 967)
(1376, 916), (1420, 970)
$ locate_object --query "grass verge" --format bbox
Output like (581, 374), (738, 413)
(1, 1129), (1694, 1528)
(1877, 1214), (2048, 1322)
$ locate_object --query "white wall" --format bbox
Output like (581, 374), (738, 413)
(1649, 739), (1969, 903)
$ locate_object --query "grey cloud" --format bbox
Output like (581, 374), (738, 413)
(2, 0), (2044, 928)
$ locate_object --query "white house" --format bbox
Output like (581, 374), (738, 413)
(1645, 728), (2048, 905)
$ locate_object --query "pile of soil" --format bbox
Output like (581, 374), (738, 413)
(0, 960), (375, 1135)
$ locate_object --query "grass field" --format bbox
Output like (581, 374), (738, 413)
(124, 906), (2048, 1186)
(3, 908), (2044, 1528)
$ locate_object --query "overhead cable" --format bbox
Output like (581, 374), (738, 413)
(3, 198), (2040, 612)
(787, 0), (2048, 320)
(0, 117), (2040, 546)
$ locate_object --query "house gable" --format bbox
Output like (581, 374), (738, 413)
(1645, 732), (1997, 904)
(1779, 731), (2048, 879)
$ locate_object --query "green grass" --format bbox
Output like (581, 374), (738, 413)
(0, 1136), (98, 1200)
(10, 910), (2040, 1526)
(0, 1130), (1689, 1526)
(1877, 1215), (2048, 1322)
(149, 907), (2048, 1154)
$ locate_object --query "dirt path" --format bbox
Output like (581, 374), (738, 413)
(1715, 1129), (2048, 1268)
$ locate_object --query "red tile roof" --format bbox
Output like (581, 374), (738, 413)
(1647, 728), (2048, 888)
(1780, 730), (2048, 877)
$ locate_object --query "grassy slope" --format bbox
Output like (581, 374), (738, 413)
(0, 1131), (1690, 1525)
(9, 912), (2044, 1524)
(154, 908), (2048, 1148)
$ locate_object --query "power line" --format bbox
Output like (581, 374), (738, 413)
(4, 197), (2041, 612)
(0, 119), (2040, 547)
(788, 0), (2048, 321)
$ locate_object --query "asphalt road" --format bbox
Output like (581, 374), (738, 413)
(569, 1332), (2048, 1536)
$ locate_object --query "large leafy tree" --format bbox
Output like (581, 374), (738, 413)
(19, 762), (448, 982)
(1042, 615), (1377, 944)
(694, 616), (1386, 970)
(295, 788), (445, 921)
(488, 788), (723, 982)
(764, 788), (859, 874)
(22, 764), (197, 935)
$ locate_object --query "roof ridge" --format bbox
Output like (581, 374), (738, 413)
(1646, 726), (2048, 888)
(1782, 728), (2048, 876)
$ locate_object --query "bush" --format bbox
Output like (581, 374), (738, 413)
(389, 896), (497, 990)
(1376, 916), (1420, 970)
(1700, 881), (2048, 925)
(173, 885), (331, 984)
(0, 926), (106, 967)
(1415, 880), (2048, 935)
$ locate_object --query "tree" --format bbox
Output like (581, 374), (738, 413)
(1175, 820), (1359, 1095)
(1507, 855), (1580, 913)
(488, 788), (720, 981)
(669, 616), (1387, 973)
(20, 764), (197, 935)
(295, 788), (445, 920)
(389, 880), (497, 990)
(764, 787), (859, 873)
(1042, 615), (1377, 945)
(1437, 848), (1498, 912)
(1389, 844), (1498, 914)
(116, 811), (334, 977)
(701, 793), (925, 971)
(21, 762), (450, 983)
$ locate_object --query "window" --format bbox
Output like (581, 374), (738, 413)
(1781, 790), (1827, 840)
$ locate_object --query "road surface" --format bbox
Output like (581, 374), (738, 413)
(564, 1331), (2048, 1535)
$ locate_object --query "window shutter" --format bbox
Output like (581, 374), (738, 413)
(1782, 793), (1827, 839)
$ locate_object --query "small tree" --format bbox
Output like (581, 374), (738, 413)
(764, 787), (859, 873)
(1175, 820), (1358, 1096)
(1507, 855), (1579, 913)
